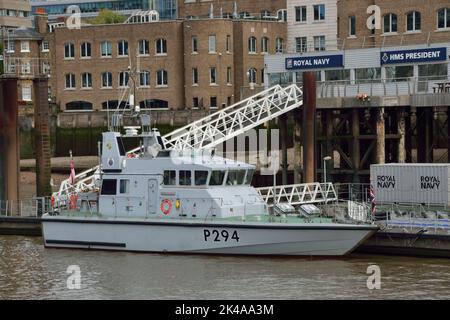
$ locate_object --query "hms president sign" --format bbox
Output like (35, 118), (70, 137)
(380, 47), (447, 65)
(285, 54), (343, 70)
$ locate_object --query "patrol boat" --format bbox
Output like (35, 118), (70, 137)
(42, 113), (377, 256)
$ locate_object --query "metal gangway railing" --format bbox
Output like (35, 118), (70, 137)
(55, 84), (304, 198)
(256, 182), (337, 207)
(0, 198), (51, 218)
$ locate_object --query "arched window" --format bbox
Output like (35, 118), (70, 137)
(80, 42), (91, 58)
(66, 101), (93, 111)
(139, 70), (150, 87)
(64, 43), (74, 58)
(437, 8), (450, 29)
(138, 39), (149, 55)
(139, 99), (169, 109)
(407, 11), (421, 31)
(102, 100), (129, 110)
(118, 71), (129, 87)
(100, 41), (112, 57)
(157, 69), (168, 86)
(275, 37), (284, 53)
(248, 68), (257, 84)
(65, 73), (75, 89)
(101, 72), (112, 88)
(261, 37), (269, 53)
(156, 38), (167, 54)
(81, 73), (92, 88)
(248, 36), (257, 53)
(383, 13), (397, 33)
(117, 40), (128, 56)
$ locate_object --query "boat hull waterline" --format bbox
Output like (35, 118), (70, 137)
(42, 216), (378, 256)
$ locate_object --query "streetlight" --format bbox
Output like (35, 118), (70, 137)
(323, 156), (332, 185)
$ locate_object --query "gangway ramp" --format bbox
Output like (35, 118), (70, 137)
(256, 182), (338, 207)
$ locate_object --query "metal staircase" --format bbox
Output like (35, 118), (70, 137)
(55, 84), (303, 198)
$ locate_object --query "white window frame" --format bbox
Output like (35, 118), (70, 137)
(248, 36), (257, 54)
(383, 13), (398, 33)
(192, 68), (198, 85)
(22, 85), (32, 102)
(100, 41), (112, 57)
(138, 39), (149, 56)
(155, 38), (167, 55)
(118, 40), (129, 57)
(139, 70), (150, 87)
(156, 69), (168, 87)
(80, 42), (91, 58)
(20, 41), (30, 53)
(81, 73), (92, 89)
(295, 6), (307, 22)
(295, 37), (307, 53)
(313, 4), (325, 21)
(65, 73), (76, 89)
(349, 16), (356, 37)
(119, 71), (130, 88)
(210, 67), (217, 85)
(64, 43), (75, 59)
(208, 35), (216, 53)
(101, 72), (113, 88)
(261, 37), (269, 54)
(42, 41), (49, 52)
(437, 8), (450, 29)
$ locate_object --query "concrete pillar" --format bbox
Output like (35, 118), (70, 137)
(352, 108), (360, 183)
(376, 107), (385, 164)
(324, 110), (334, 183)
(0, 77), (20, 203)
(397, 109), (406, 163)
(280, 114), (288, 185)
(302, 72), (316, 183)
(34, 77), (52, 197)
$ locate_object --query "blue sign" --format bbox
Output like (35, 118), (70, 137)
(381, 47), (447, 65)
(285, 54), (343, 70)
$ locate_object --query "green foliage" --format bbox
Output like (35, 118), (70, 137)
(87, 9), (126, 25)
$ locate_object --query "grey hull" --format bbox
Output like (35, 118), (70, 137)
(41, 216), (377, 256)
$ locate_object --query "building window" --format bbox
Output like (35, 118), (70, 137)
(138, 40), (149, 55)
(118, 40), (129, 56)
(209, 35), (216, 53)
(42, 61), (51, 75)
(226, 35), (231, 53)
(81, 42), (91, 58)
(7, 60), (16, 73)
(261, 10), (271, 19)
(7, 41), (14, 53)
(227, 67), (232, 84)
(119, 71), (129, 87)
(193, 97), (199, 108)
(156, 38), (167, 55)
(261, 37), (269, 53)
(42, 41), (49, 52)
(163, 171), (176, 185)
(22, 86), (32, 102)
(210, 67), (217, 84)
(192, 36), (198, 53)
(21, 61), (31, 74)
(81, 73), (92, 88)
(295, 37), (307, 53)
(140, 71), (150, 87)
(277, 9), (287, 22)
(355, 68), (381, 83)
(437, 8), (450, 29)
(100, 41), (112, 57)
(248, 68), (257, 84)
(261, 68), (265, 84)
(210, 97), (217, 109)
(313, 4), (325, 21)
(407, 11), (421, 31)
(119, 180), (130, 194)
(192, 68), (198, 85)
(275, 37), (284, 53)
(248, 36), (257, 53)
(157, 70), (168, 86)
(349, 16), (356, 36)
(314, 36), (325, 51)
(20, 41), (30, 53)
(385, 65), (414, 82)
(64, 43), (75, 59)
(383, 13), (398, 33)
(295, 6), (307, 22)
(101, 72), (113, 88)
(65, 73), (76, 89)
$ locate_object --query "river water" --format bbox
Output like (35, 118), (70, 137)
(1, 235), (449, 300)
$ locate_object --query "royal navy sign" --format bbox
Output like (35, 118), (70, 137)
(380, 47), (447, 65)
(285, 54), (343, 70)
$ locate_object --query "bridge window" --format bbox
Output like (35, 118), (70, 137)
(209, 170), (225, 186)
(164, 170), (176, 185)
(66, 101), (93, 111)
(101, 179), (117, 195)
(120, 179), (130, 194)
(244, 169), (254, 185)
(179, 171), (192, 186)
(226, 170), (246, 186)
(195, 171), (208, 186)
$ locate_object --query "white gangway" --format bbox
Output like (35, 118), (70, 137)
(54, 84), (303, 199)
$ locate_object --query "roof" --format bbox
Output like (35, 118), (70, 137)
(5, 27), (43, 40)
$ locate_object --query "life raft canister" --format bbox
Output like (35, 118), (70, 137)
(160, 199), (172, 215)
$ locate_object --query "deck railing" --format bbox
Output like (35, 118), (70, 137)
(0, 197), (51, 218)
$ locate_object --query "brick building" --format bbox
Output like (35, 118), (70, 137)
(0, 0), (32, 29)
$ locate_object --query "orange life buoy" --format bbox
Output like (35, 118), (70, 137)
(160, 199), (172, 215)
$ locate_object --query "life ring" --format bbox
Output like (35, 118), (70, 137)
(160, 199), (172, 215)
